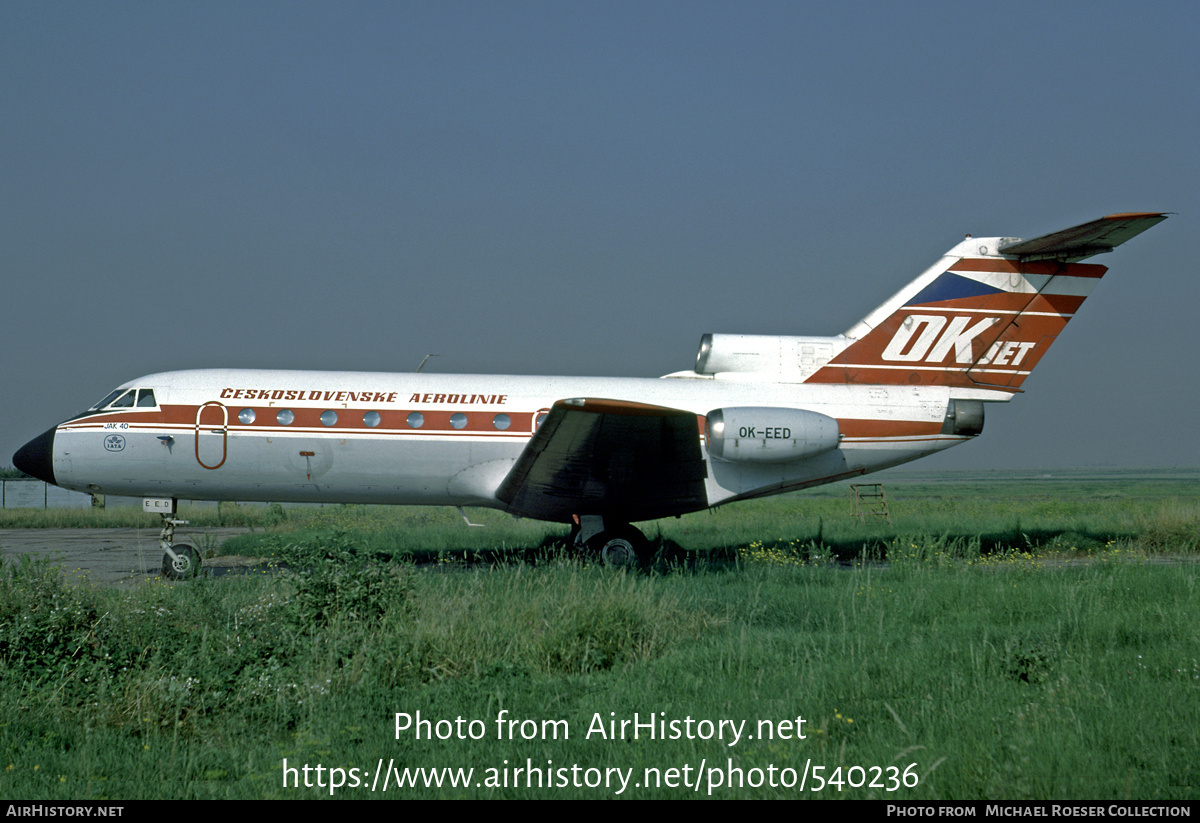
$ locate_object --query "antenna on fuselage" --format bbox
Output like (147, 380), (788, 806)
(416, 354), (440, 373)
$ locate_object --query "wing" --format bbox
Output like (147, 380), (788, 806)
(495, 397), (709, 523)
(998, 212), (1167, 262)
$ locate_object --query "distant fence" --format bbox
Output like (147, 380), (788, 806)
(2, 479), (92, 509)
(0, 480), (220, 510)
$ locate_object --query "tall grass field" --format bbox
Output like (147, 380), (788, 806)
(1, 468), (1197, 799)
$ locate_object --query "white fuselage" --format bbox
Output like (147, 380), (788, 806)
(48, 368), (965, 520)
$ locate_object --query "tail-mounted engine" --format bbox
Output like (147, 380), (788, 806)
(695, 333), (848, 381)
(943, 399), (984, 436)
(706, 407), (840, 463)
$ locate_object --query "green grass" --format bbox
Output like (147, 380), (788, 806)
(1, 470), (1198, 799)
(209, 468), (1200, 564)
(0, 500), (285, 530)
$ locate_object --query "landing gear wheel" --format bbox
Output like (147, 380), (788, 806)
(588, 525), (648, 568)
(162, 543), (201, 579)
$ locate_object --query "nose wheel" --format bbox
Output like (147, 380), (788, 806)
(158, 513), (201, 579)
(162, 543), (201, 579)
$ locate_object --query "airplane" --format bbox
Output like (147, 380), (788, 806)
(13, 212), (1167, 577)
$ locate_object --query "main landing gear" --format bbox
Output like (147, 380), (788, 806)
(571, 515), (650, 568)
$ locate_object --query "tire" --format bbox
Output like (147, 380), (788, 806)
(162, 543), (201, 579)
(588, 525), (648, 568)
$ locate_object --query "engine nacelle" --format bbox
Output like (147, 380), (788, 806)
(694, 333), (848, 380)
(706, 407), (840, 463)
(943, 399), (984, 436)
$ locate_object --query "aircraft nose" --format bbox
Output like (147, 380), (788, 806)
(13, 426), (57, 486)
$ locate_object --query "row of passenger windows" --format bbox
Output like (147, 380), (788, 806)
(90, 389), (546, 431)
(237, 408), (523, 430)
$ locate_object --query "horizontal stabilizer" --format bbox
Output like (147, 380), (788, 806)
(998, 212), (1168, 262)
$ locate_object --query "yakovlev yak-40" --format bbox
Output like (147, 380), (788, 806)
(14, 212), (1167, 576)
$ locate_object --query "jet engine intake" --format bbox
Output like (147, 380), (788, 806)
(706, 407), (840, 463)
(694, 333), (846, 380)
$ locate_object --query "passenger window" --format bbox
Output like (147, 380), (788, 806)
(136, 389), (157, 408)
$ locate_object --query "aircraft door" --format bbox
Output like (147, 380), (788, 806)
(195, 401), (228, 469)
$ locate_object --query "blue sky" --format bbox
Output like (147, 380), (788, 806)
(3, 1), (1196, 470)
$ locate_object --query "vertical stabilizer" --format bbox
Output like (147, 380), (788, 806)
(806, 213), (1166, 397)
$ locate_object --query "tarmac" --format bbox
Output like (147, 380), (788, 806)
(0, 527), (261, 587)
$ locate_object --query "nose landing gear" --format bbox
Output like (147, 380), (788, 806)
(151, 501), (202, 579)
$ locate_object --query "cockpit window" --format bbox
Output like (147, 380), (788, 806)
(87, 387), (158, 411)
(109, 390), (136, 408)
(90, 389), (126, 411)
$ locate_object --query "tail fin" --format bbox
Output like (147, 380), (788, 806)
(807, 212), (1167, 398)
